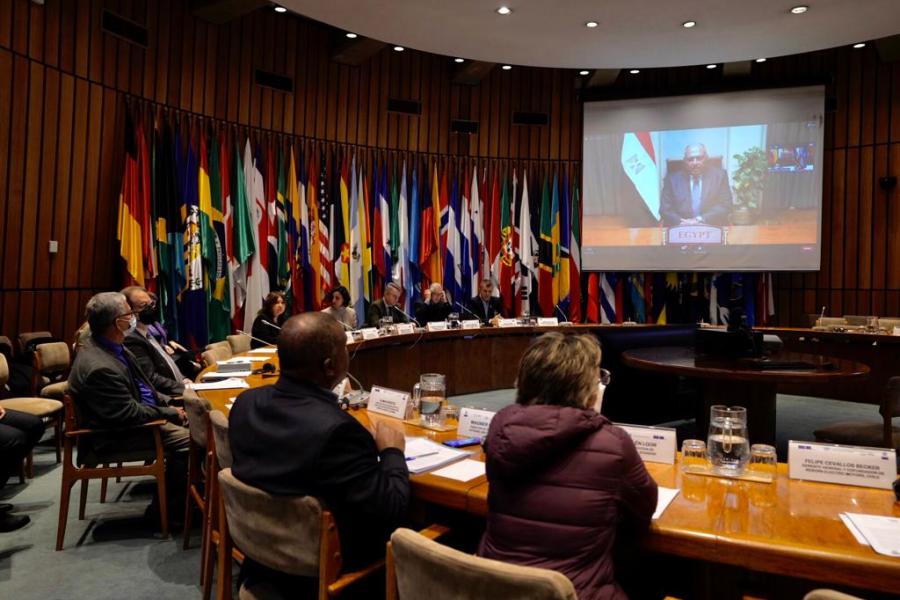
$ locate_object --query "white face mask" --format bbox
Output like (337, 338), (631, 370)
(119, 315), (137, 335)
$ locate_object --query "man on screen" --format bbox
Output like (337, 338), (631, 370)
(660, 143), (732, 227)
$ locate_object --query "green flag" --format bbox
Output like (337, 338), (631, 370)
(231, 141), (255, 317)
(276, 146), (291, 294)
(206, 135), (230, 341)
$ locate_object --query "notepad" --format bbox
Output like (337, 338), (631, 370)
(188, 378), (251, 391)
(248, 347), (277, 354)
(652, 487), (680, 520)
(432, 459), (486, 482)
(201, 370), (252, 380)
(217, 357), (260, 365)
(842, 513), (900, 557)
(404, 437), (469, 475)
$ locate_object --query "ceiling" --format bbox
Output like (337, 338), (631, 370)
(280, 0), (900, 69)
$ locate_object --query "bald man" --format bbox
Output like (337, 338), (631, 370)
(229, 312), (409, 592)
(659, 143), (732, 227)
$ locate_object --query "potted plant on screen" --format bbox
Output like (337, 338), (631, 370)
(731, 147), (768, 225)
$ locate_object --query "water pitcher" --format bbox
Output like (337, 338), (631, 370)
(412, 373), (447, 426)
(706, 405), (750, 475)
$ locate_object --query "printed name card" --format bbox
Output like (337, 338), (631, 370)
(367, 385), (411, 420)
(536, 317), (559, 327)
(359, 327), (380, 340)
(788, 441), (895, 489)
(396, 323), (416, 335)
(457, 407), (496, 439)
(345, 332), (355, 344)
(461, 320), (481, 330)
(617, 424), (677, 464)
(426, 321), (449, 332)
(497, 318), (520, 328)
(893, 326), (900, 336)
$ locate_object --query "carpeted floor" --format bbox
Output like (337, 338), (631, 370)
(0, 394), (884, 600)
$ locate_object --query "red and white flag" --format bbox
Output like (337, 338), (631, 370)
(621, 132), (660, 221)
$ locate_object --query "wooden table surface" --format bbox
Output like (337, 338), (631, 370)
(195, 330), (900, 594)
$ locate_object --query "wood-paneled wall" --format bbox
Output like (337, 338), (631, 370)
(0, 0), (898, 342)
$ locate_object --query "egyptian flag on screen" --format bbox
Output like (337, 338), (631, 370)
(621, 132), (661, 222)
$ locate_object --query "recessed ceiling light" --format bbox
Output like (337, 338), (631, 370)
(273, 5), (287, 13)
(502, 65), (512, 70)
(454, 58), (465, 63)
(393, 46), (405, 52)
(579, 70), (589, 76)
(629, 69), (640, 74)
(345, 32), (358, 39)
(682, 20), (696, 28)
(755, 58), (767, 63)
(790, 5), (808, 14)
(497, 6), (512, 15)
(853, 42), (866, 49)
(585, 21), (599, 28)
(706, 64), (717, 69)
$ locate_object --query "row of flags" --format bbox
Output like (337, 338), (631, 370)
(117, 106), (775, 346)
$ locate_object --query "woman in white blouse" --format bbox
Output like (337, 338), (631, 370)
(321, 286), (358, 330)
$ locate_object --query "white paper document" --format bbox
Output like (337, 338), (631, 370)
(843, 513), (900, 557)
(432, 459), (486, 482)
(201, 370), (252, 379)
(839, 513), (870, 545)
(248, 347), (277, 354)
(217, 357), (261, 364)
(188, 378), (251, 391)
(403, 437), (469, 474)
(652, 487), (680, 520)
(225, 397), (237, 410)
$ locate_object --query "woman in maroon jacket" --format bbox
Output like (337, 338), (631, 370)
(478, 332), (658, 600)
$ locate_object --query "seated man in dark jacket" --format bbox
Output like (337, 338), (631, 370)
(68, 292), (189, 518)
(230, 312), (409, 594)
(414, 283), (454, 323)
(467, 278), (505, 323)
(366, 281), (410, 327)
(121, 286), (189, 396)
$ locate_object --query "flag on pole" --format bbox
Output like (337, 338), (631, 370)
(242, 139), (268, 333)
(199, 132), (230, 341)
(497, 169), (515, 315)
(349, 155), (365, 318)
(408, 163), (422, 307)
(459, 166), (473, 306)
(360, 163), (372, 306)
(316, 151), (333, 304)
(179, 135), (208, 347)
(117, 109), (153, 287)
(551, 171), (562, 310)
(628, 273), (646, 323)
(230, 140), (254, 330)
(569, 179), (582, 322)
(443, 167), (462, 305)
(373, 160), (392, 296)
(586, 273), (600, 323)
(287, 145), (308, 311)
(469, 165), (484, 294)
(275, 145), (291, 294)
(600, 273), (618, 324)
(621, 132), (661, 221)
(152, 119), (184, 334)
(395, 161), (412, 313)
(514, 170), (535, 318)
(538, 173), (554, 317)
(557, 172), (571, 316)
(334, 155), (350, 290)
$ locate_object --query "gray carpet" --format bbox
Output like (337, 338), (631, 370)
(0, 395), (884, 600)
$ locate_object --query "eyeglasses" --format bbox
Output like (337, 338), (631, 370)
(598, 368), (611, 387)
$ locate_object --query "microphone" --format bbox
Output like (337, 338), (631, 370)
(390, 304), (421, 327)
(237, 329), (276, 348)
(261, 319), (282, 331)
(554, 304), (570, 324)
(455, 301), (482, 322)
(331, 316), (356, 332)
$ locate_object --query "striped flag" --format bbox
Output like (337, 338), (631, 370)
(314, 151), (332, 305)
(443, 167), (462, 305)
(349, 156), (365, 318)
(538, 173), (553, 317)
(117, 109), (153, 287)
(569, 180), (582, 322)
(394, 161), (412, 313)
(514, 170), (535, 317)
(408, 164), (422, 307)
(621, 132), (661, 221)
(199, 132), (230, 341)
(469, 165), (484, 293)
(242, 139), (268, 333)
(558, 172), (571, 316)
(600, 273), (619, 324)
(459, 166), (473, 306)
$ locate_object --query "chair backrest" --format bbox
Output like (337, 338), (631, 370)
(878, 317), (900, 332)
(209, 410), (233, 468)
(35, 341), (71, 374)
(0, 354), (8, 389)
(881, 376), (900, 420)
(389, 528), (577, 600)
(0, 336), (12, 360)
(17, 331), (55, 354)
(205, 340), (233, 354)
(842, 315), (871, 327)
(817, 317), (847, 327)
(218, 468), (322, 577)
(803, 590), (864, 600)
(183, 390), (212, 447)
(226, 333), (251, 355)
(201, 345), (232, 368)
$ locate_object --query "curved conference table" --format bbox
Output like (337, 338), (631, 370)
(195, 326), (900, 595)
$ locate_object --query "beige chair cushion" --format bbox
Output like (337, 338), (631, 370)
(183, 390), (211, 447)
(814, 422), (900, 450)
(219, 468), (321, 578)
(804, 590), (865, 600)
(209, 410), (233, 468)
(201, 345), (232, 367)
(0, 397), (63, 417)
(40, 380), (69, 400)
(36, 342), (71, 372)
(18, 331), (53, 352)
(391, 528), (577, 600)
(0, 354), (9, 387)
(227, 334), (252, 355)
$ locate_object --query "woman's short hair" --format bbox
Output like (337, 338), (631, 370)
(259, 291), (286, 317)
(515, 332), (601, 409)
(330, 286), (351, 307)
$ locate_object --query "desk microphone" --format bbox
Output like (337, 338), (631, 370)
(455, 301), (482, 322)
(554, 304), (570, 324)
(333, 318), (356, 332)
(262, 319), (282, 331)
(391, 304), (421, 327)
(236, 329), (277, 348)
(819, 306), (826, 322)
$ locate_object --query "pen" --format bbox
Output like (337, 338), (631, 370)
(406, 451), (439, 462)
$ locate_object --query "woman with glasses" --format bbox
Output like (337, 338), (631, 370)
(478, 332), (657, 600)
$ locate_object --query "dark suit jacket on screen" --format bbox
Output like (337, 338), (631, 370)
(659, 167), (733, 227)
(229, 376), (410, 570)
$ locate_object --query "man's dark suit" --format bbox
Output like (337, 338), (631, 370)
(659, 167), (732, 227)
(124, 330), (185, 397)
(414, 301), (453, 323)
(366, 299), (409, 327)
(467, 295), (505, 323)
(229, 376), (410, 571)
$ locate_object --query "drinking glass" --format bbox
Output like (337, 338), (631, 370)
(378, 316), (395, 335)
(707, 405), (750, 475)
(413, 373), (447, 428)
(747, 443), (777, 480)
(681, 439), (708, 472)
(440, 404), (460, 427)
(866, 316), (880, 333)
(447, 312), (461, 329)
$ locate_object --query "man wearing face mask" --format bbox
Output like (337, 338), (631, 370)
(121, 286), (190, 396)
(68, 292), (190, 520)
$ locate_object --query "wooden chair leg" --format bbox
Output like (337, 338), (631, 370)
(216, 496), (233, 600)
(116, 463), (122, 483)
(78, 479), (89, 520)
(156, 464), (169, 538)
(56, 477), (75, 551)
(183, 445), (197, 550)
(53, 414), (62, 464)
(201, 462), (218, 600)
(100, 467), (109, 504)
(199, 451), (213, 586)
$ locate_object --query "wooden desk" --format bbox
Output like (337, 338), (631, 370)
(622, 346), (870, 446)
(196, 331), (899, 595)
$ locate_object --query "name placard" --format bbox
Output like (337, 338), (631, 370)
(461, 320), (481, 330)
(536, 317), (559, 327)
(457, 407), (496, 439)
(497, 318), (520, 328)
(665, 224), (725, 246)
(426, 321), (449, 332)
(616, 424), (677, 464)
(788, 441), (895, 489)
(345, 332), (355, 344)
(359, 327), (379, 340)
(396, 323), (416, 335)
(367, 385), (411, 420)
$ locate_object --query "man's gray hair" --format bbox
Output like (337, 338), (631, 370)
(86, 292), (127, 333)
(429, 282), (443, 294)
(385, 281), (402, 294)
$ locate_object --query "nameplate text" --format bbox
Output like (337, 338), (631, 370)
(461, 320), (481, 330)
(396, 323), (416, 335)
(426, 321), (449, 332)
(617, 424), (677, 464)
(367, 386), (411, 420)
(536, 317), (559, 327)
(788, 441), (895, 489)
(457, 407), (496, 439)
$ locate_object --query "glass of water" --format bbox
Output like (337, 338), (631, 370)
(681, 439), (708, 472)
(747, 444), (777, 480)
